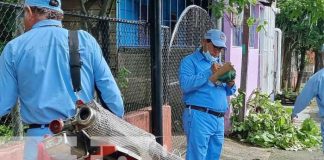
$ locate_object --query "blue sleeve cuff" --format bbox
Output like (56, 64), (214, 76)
(291, 113), (298, 118)
(291, 109), (298, 118)
(207, 80), (215, 86)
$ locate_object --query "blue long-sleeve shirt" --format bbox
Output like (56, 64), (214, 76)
(292, 68), (324, 117)
(0, 20), (124, 124)
(179, 49), (236, 112)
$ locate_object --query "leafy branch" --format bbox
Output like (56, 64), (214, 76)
(116, 67), (131, 90)
(230, 90), (321, 150)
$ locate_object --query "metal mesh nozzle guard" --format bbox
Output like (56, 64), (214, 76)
(81, 100), (182, 160)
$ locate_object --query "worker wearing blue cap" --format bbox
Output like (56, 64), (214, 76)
(179, 29), (236, 160)
(292, 68), (324, 152)
(0, 0), (124, 159)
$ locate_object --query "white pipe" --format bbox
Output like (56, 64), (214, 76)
(274, 28), (282, 94)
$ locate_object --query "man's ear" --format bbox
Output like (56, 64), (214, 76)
(24, 6), (33, 19)
(200, 39), (205, 45)
(201, 39), (207, 51)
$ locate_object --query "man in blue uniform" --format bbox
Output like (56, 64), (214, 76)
(179, 29), (236, 160)
(0, 0), (124, 159)
(292, 68), (324, 152)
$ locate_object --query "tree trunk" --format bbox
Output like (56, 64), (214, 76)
(239, 5), (250, 122)
(314, 50), (324, 73)
(281, 38), (292, 91)
(288, 48), (296, 89)
(294, 48), (306, 92)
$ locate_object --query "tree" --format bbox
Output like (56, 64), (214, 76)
(314, 44), (324, 73)
(276, 0), (324, 92)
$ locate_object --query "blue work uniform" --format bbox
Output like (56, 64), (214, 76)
(179, 49), (236, 160)
(0, 20), (124, 159)
(292, 68), (324, 151)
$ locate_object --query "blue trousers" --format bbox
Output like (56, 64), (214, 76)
(183, 108), (224, 160)
(24, 127), (52, 160)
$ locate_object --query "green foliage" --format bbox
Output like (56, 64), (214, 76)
(0, 125), (13, 144)
(275, 90), (298, 104)
(231, 89), (245, 129)
(277, 0), (324, 26)
(116, 67), (131, 90)
(231, 90), (322, 150)
(0, 41), (5, 54)
(209, 0), (226, 19)
(209, 0), (263, 31)
(256, 20), (267, 32)
(283, 90), (298, 97)
(246, 17), (256, 28)
(0, 125), (13, 137)
(276, 0), (324, 64)
(298, 118), (322, 147)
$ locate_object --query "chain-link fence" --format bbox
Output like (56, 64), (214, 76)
(0, 1), (23, 53)
(0, 1), (214, 154)
(0, 1), (24, 139)
(63, 12), (154, 112)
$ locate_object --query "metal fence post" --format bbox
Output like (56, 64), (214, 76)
(149, 0), (163, 145)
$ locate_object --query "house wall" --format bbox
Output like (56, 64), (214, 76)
(223, 6), (261, 133)
(223, 6), (260, 99)
(259, 3), (281, 98)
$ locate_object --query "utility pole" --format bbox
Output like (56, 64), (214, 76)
(239, 5), (250, 121)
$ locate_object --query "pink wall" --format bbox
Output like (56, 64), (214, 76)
(227, 47), (259, 100)
(224, 4), (261, 101)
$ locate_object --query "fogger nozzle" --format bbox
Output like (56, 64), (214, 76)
(76, 106), (96, 127)
(49, 106), (96, 134)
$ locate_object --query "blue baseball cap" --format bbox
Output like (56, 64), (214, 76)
(204, 29), (227, 49)
(25, 0), (63, 13)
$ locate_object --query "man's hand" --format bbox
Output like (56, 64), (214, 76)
(209, 62), (234, 83)
(291, 114), (298, 123)
(211, 63), (221, 74)
(218, 62), (234, 75)
(226, 80), (235, 87)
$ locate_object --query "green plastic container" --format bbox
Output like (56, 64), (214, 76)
(218, 70), (236, 83)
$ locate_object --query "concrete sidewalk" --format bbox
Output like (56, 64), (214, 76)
(222, 138), (322, 160)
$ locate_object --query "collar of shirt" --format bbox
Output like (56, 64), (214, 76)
(31, 19), (62, 29)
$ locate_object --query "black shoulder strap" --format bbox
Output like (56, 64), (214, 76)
(68, 30), (110, 110)
(68, 30), (82, 92)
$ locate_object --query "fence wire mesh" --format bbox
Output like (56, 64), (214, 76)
(63, 12), (153, 112)
(0, 1), (23, 54)
(0, 1), (24, 139)
(0, 1), (214, 155)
